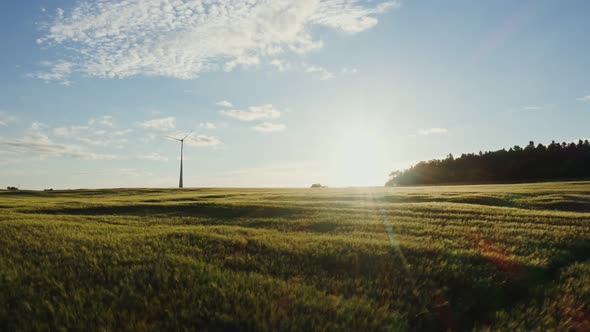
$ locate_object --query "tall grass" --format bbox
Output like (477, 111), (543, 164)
(0, 182), (589, 330)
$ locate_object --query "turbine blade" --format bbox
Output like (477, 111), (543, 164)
(182, 130), (193, 141)
(166, 135), (182, 141)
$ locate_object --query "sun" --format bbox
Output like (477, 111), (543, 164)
(324, 125), (392, 187)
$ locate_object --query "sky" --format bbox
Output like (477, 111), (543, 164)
(1, 0), (590, 189)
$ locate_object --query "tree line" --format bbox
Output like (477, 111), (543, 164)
(386, 139), (590, 186)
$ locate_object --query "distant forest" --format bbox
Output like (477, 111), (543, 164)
(386, 140), (590, 186)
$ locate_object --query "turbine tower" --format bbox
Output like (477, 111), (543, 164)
(167, 131), (192, 188)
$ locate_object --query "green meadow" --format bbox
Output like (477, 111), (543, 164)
(1, 182), (589, 331)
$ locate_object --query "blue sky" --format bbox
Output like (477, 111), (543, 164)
(1, 0), (590, 189)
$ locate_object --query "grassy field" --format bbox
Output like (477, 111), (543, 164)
(1, 181), (589, 331)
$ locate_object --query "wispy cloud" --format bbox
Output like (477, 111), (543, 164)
(31, 122), (47, 131)
(166, 132), (223, 147)
(417, 128), (448, 136)
(37, 0), (398, 81)
(270, 61), (353, 79)
(0, 111), (16, 126)
(523, 106), (541, 111)
(88, 115), (114, 127)
(304, 64), (334, 80)
(140, 152), (168, 162)
(341, 67), (359, 75)
(52, 124), (129, 147)
(270, 59), (291, 72)
(0, 138), (118, 160)
(254, 122), (286, 133)
(138, 117), (176, 131)
(29, 60), (73, 85)
(186, 135), (223, 147)
(216, 100), (233, 108)
(0, 122), (118, 160)
(220, 104), (280, 121)
(200, 122), (217, 130)
(224, 55), (260, 72)
(577, 95), (590, 102)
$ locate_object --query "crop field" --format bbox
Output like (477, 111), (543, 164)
(1, 181), (589, 331)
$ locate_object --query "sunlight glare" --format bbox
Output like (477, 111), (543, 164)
(325, 125), (392, 187)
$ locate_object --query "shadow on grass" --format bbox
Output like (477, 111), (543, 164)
(28, 203), (303, 220)
(139, 195), (244, 204)
(380, 194), (517, 207)
(195, 219), (343, 234)
(1, 188), (212, 198)
(0, 190), (49, 197)
(519, 192), (590, 212)
(171, 228), (589, 331)
(401, 239), (590, 331)
(381, 192), (590, 212)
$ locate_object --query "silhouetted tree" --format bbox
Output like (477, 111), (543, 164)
(386, 139), (590, 186)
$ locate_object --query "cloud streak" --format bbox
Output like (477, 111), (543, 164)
(29, 60), (74, 85)
(304, 64), (334, 80)
(37, 0), (398, 81)
(0, 128), (117, 160)
(138, 117), (176, 131)
(417, 128), (448, 136)
(220, 104), (280, 121)
(216, 100), (233, 108)
(53, 125), (130, 147)
(254, 122), (286, 133)
(140, 152), (168, 161)
(0, 111), (16, 126)
(186, 135), (223, 147)
(523, 106), (541, 111)
(200, 122), (217, 130)
(89, 115), (114, 127)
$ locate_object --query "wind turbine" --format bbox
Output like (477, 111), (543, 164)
(167, 131), (192, 188)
